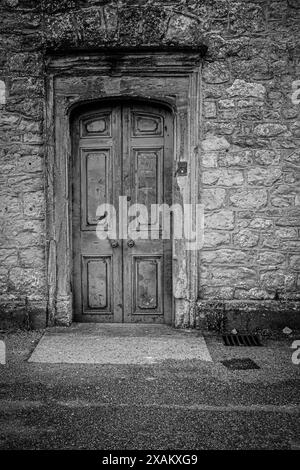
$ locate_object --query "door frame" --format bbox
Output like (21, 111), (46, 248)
(45, 50), (204, 327)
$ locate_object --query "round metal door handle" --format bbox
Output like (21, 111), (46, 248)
(127, 239), (135, 248)
(110, 239), (119, 248)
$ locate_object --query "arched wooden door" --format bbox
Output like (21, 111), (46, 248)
(72, 102), (173, 323)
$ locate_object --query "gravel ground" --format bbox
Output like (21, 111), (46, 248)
(0, 327), (299, 450)
(0, 329), (44, 364)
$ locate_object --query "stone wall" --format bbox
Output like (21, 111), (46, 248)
(0, 0), (46, 328)
(198, 1), (300, 330)
(0, 0), (299, 329)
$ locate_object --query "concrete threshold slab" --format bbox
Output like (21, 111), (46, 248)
(28, 324), (212, 364)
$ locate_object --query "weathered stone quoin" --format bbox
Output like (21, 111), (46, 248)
(0, 0), (299, 330)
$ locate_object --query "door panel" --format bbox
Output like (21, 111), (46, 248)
(122, 104), (172, 324)
(82, 255), (112, 312)
(131, 112), (163, 137)
(134, 148), (162, 211)
(72, 103), (172, 323)
(81, 112), (112, 137)
(133, 256), (162, 312)
(73, 106), (123, 323)
(81, 149), (110, 228)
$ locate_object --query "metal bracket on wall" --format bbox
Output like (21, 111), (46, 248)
(176, 161), (187, 176)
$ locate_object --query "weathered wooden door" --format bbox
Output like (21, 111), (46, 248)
(72, 103), (173, 323)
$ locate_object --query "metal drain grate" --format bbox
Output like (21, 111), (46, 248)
(221, 358), (260, 370)
(222, 334), (262, 347)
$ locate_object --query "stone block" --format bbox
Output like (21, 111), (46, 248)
(17, 155), (43, 174)
(253, 149), (280, 165)
(23, 132), (43, 144)
(204, 101), (217, 118)
(0, 194), (22, 216)
(219, 99), (235, 109)
(281, 240), (300, 250)
(205, 210), (234, 230)
(226, 79), (266, 99)
(203, 169), (244, 186)
(276, 209), (300, 226)
(199, 286), (234, 300)
(23, 191), (45, 219)
(218, 151), (252, 167)
(0, 80), (6, 104)
(12, 220), (45, 248)
(27, 300), (47, 329)
(254, 123), (288, 137)
(249, 218), (273, 230)
(203, 62), (230, 84)
(165, 14), (198, 43)
(205, 122), (236, 135)
(196, 299), (300, 331)
(234, 229), (259, 248)
(0, 249), (18, 268)
(8, 174), (44, 193)
(201, 249), (252, 265)
(203, 231), (231, 248)
(261, 232), (281, 249)
(201, 135), (230, 151)
(0, 114), (19, 127)
(201, 152), (218, 168)
(271, 184), (299, 207)
(290, 255), (300, 270)
(257, 251), (286, 266)
(18, 119), (42, 134)
(209, 267), (257, 288)
(19, 247), (45, 268)
(247, 167), (282, 185)
(236, 98), (264, 108)
(229, 189), (268, 209)
(9, 77), (44, 97)
(282, 107), (298, 120)
(275, 228), (298, 238)
(291, 121), (300, 138)
(260, 270), (296, 290)
(234, 288), (275, 300)
(5, 52), (44, 76)
(202, 188), (226, 210)
(283, 149), (300, 166)
(9, 267), (46, 295)
(0, 267), (8, 291)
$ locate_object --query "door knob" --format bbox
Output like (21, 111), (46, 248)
(127, 239), (135, 248)
(110, 239), (119, 248)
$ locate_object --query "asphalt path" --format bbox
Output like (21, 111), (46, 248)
(0, 328), (299, 450)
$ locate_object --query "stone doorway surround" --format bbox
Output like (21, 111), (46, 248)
(45, 48), (207, 327)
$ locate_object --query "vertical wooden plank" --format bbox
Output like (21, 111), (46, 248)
(123, 104), (173, 324)
(111, 105), (123, 323)
(73, 107), (123, 322)
(122, 105), (132, 322)
(72, 109), (83, 317)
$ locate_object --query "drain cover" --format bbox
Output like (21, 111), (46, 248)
(222, 334), (262, 347)
(221, 358), (260, 370)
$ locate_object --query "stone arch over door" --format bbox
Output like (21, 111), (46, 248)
(45, 50), (203, 327)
